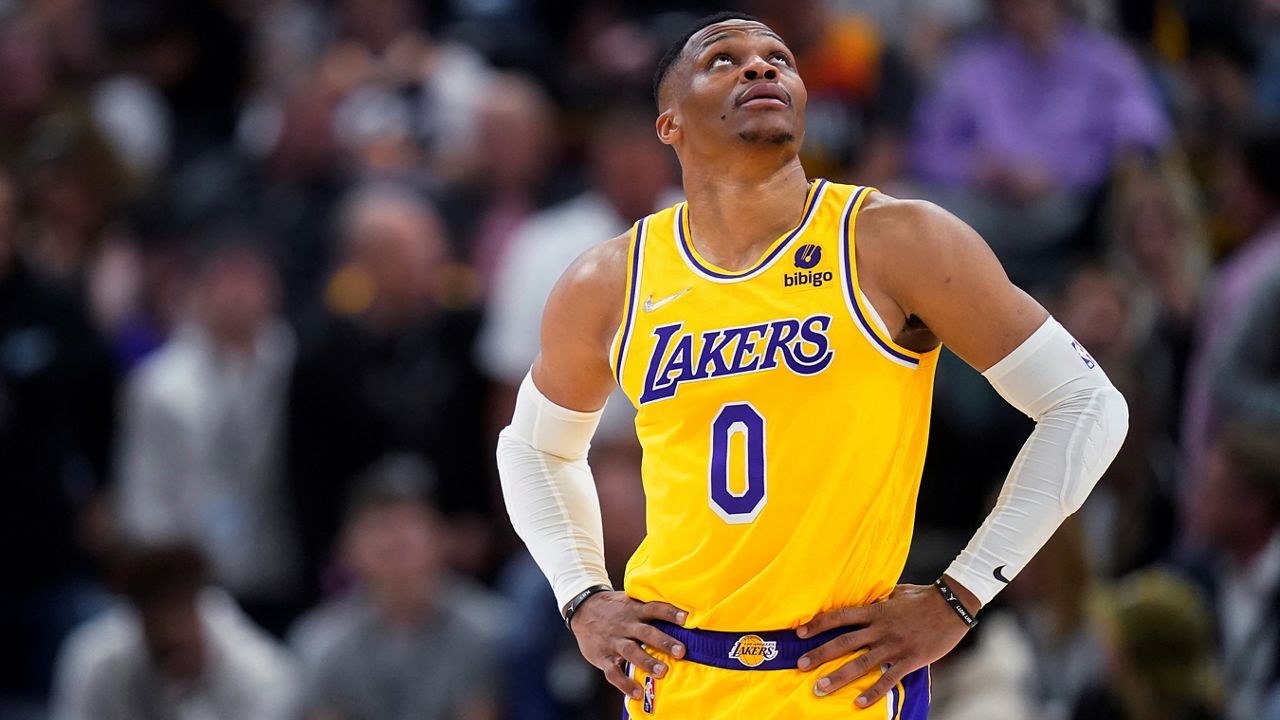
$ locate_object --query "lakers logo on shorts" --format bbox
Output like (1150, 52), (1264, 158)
(728, 634), (779, 667)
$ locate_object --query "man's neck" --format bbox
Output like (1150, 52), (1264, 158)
(680, 154), (810, 272)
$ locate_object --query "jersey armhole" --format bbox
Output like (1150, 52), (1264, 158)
(608, 216), (648, 387)
(838, 187), (925, 370)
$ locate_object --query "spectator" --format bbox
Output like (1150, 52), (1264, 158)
(50, 541), (300, 720)
(444, 72), (560, 295)
(1105, 158), (1209, 459)
(21, 111), (132, 288)
(1184, 423), (1280, 720)
(499, 434), (648, 720)
(1003, 518), (1105, 719)
(0, 165), (117, 701)
(1072, 569), (1223, 720)
(329, 0), (495, 178)
(0, 3), (1276, 718)
(846, 0), (986, 77)
(1052, 264), (1176, 577)
(910, 0), (1170, 287)
(927, 613), (1039, 720)
(1183, 122), (1280, 488)
(294, 453), (507, 720)
(745, 0), (918, 184)
(115, 240), (301, 631)
(288, 183), (489, 592)
(476, 106), (680, 440)
(1211, 262), (1280, 428)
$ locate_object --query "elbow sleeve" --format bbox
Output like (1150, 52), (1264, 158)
(946, 318), (1129, 605)
(497, 373), (611, 611)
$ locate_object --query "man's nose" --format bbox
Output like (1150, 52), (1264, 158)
(741, 56), (777, 82)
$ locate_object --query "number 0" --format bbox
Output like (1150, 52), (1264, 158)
(709, 402), (767, 524)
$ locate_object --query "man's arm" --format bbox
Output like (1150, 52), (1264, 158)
(795, 195), (1128, 706)
(496, 234), (687, 702)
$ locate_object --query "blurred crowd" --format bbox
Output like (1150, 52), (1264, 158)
(0, 0), (1278, 718)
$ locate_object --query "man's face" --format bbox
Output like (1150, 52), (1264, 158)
(345, 502), (444, 596)
(661, 19), (807, 152)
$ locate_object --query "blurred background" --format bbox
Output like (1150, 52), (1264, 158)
(0, 0), (1277, 718)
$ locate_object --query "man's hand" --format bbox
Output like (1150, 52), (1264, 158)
(795, 579), (979, 707)
(569, 591), (689, 700)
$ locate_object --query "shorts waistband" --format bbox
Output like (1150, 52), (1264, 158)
(651, 621), (859, 671)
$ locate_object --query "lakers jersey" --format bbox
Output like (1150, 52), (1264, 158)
(611, 180), (940, 631)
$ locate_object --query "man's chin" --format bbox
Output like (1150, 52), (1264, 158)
(737, 129), (797, 146)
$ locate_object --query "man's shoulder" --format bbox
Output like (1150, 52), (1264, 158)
(856, 193), (956, 248)
(853, 192), (989, 295)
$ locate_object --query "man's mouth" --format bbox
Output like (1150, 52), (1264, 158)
(736, 83), (790, 109)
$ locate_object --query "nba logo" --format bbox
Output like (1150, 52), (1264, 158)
(643, 675), (656, 713)
(794, 244), (822, 269)
(1071, 340), (1096, 369)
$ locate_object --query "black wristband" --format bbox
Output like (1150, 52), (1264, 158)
(563, 584), (613, 630)
(934, 578), (979, 629)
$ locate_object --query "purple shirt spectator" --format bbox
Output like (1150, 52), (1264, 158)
(911, 23), (1171, 192)
(1182, 221), (1280, 482)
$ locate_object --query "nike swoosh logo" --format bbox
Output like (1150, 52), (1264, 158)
(643, 287), (692, 313)
(993, 565), (1012, 584)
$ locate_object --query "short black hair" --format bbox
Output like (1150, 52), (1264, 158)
(344, 452), (439, 526)
(653, 11), (763, 106)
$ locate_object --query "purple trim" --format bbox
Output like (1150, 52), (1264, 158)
(621, 661), (633, 719)
(615, 218), (647, 385)
(678, 180), (827, 280)
(839, 187), (919, 367)
(900, 666), (931, 719)
(649, 621), (860, 672)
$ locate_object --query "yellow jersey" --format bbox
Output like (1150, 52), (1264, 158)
(611, 180), (940, 631)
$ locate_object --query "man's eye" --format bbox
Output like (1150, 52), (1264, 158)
(770, 53), (791, 66)
(711, 54), (733, 68)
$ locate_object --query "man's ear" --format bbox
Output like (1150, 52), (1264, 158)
(656, 108), (679, 146)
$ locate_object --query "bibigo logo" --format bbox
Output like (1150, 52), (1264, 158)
(728, 634), (779, 667)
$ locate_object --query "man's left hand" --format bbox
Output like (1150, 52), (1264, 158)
(794, 579), (979, 708)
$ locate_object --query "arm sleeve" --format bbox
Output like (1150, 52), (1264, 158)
(945, 317), (1129, 605)
(497, 373), (612, 611)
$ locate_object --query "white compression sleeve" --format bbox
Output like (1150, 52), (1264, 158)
(497, 373), (612, 611)
(945, 317), (1129, 606)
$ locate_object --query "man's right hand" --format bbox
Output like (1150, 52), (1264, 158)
(569, 591), (689, 700)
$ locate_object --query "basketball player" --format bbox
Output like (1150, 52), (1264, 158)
(497, 12), (1128, 718)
